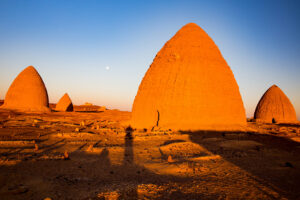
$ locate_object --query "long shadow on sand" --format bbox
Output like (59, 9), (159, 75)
(184, 130), (300, 199)
(1, 128), (300, 199)
(0, 133), (203, 200)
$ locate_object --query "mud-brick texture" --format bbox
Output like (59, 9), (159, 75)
(132, 23), (246, 130)
(254, 85), (297, 123)
(1, 66), (50, 113)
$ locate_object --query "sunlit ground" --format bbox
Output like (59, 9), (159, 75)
(0, 109), (299, 200)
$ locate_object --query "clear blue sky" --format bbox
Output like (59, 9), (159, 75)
(0, 0), (299, 119)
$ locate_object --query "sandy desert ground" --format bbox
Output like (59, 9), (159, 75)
(0, 108), (299, 200)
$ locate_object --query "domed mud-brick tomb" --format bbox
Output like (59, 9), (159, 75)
(0, 66), (50, 112)
(254, 85), (297, 123)
(55, 93), (73, 112)
(131, 23), (246, 130)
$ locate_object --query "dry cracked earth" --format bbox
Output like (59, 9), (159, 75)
(0, 109), (299, 200)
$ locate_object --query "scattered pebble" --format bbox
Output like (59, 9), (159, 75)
(87, 144), (93, 152)
(34, 144), (39, 151)
(168, 155), (174, 163)
(64, 151), (69, 160)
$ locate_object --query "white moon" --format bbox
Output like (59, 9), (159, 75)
(105, 66), (110, 70)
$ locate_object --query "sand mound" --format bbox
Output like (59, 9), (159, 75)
(159, 142), (208, 158)
(254, 85), (297, 123)
(55, 93), (73, 112)
(131, 23), (246, 130)
(0, 66), (50, 112)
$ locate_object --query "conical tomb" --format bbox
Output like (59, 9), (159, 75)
(1, 66), (50, 112)
(131, 23), (246, 130)
(254, 85), (297, 123)
(55, 93), (73, 112)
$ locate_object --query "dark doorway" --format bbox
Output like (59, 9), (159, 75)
(156, 110), (160, 126)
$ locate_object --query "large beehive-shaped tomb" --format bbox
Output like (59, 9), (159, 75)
(132, 23), (246, 130)
(254, 85), (297, 123)
(1, 66), (50, 112)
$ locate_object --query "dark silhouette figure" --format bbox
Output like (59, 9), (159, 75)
(123, 126), (134, 166)
(99, 148), (111, 167)
(118, 126), (138, 199)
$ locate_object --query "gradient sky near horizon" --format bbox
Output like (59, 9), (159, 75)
(0, 0), (299, 119)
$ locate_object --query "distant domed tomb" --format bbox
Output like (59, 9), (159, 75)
(254, 85), (297, 123)
(0, 66), (50, 112)
(55, 93), (73, 112)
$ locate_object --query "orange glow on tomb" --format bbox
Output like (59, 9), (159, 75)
(0, 66), (50, 113)
(131, 23), (246, 130)
(55, 93), (74, 112)
(254, 85), (297, 123)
